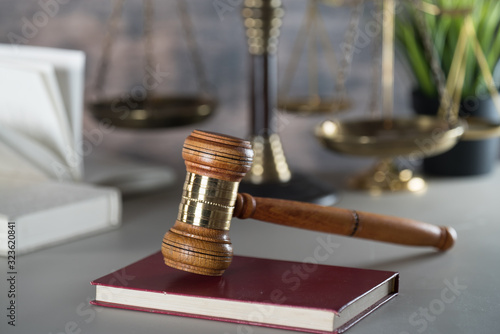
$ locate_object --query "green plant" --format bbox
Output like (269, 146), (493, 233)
(395, 0), (500, 98)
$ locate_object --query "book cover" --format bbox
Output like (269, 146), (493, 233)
(91, 251), (398, 333)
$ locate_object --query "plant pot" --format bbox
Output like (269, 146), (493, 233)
(411, 89), (500, 176)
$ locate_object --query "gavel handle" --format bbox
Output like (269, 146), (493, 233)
(233, 193), (456, 251)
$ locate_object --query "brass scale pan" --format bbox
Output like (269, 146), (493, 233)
(316, 116), (468, 157)
(89, 96), (216, 129)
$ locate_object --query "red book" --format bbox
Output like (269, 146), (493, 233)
(91, 251), (398, 334)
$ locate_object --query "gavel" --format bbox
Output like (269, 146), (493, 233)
(162, 130), (456, 276)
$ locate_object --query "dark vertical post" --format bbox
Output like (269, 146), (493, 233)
(240, 0), (337, 205)
(242, 0), (291, 184)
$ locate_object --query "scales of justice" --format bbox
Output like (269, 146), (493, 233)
(88, 0), (474, 200)
(315, 0), (500, 193)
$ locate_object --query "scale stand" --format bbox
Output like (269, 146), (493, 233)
(238, 0), (338, 206)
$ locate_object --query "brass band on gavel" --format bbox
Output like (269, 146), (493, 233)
(177, 172), (239, 231)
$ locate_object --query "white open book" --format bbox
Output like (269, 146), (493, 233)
(0, 44), (86, 181)
(0, 45), (121, 255)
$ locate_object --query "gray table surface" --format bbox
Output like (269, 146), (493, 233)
(2, 162), (500, 334)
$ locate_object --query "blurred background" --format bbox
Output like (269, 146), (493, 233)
(0, 0), (416, 182)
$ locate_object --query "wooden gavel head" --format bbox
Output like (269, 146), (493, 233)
(162, 130), (253, 276)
